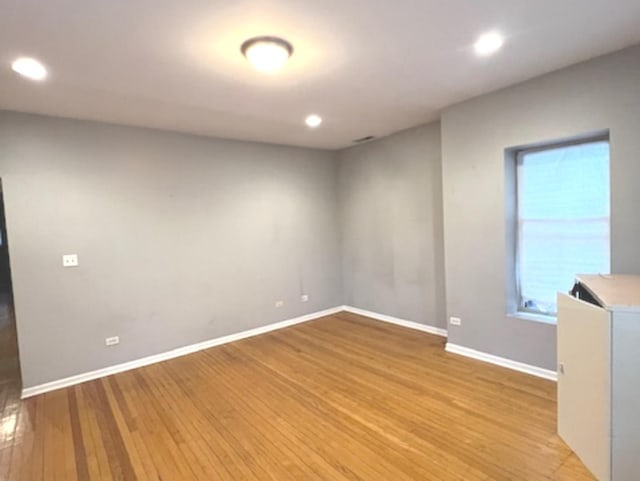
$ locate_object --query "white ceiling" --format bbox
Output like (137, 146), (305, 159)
(1, 0), (639, 150)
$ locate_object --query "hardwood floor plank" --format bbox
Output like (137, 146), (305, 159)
(108, 373), (162, 481)
(29, 398), (45, 481)
(0, 313), (596, 480)
(78, 383), (115, 481)
(68, 389), (90, 481)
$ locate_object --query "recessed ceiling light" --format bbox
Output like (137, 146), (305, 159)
(305, 114), (322, 128)
(474, 31), (505, 56)
(11, 57), (48, 81)
(241, 36), (293, 73)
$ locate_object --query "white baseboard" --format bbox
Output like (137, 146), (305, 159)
(445, 343), (558, 381)
(342, 305), (448, 337)
(21, 306), (343, 399)
(24, 306), (554, 398)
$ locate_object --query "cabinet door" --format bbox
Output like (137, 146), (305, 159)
(557, 293), (611, 481)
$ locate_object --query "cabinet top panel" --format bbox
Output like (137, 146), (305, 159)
(576, 274), (640, 311)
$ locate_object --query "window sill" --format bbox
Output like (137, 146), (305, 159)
(507, 311), (557, 325)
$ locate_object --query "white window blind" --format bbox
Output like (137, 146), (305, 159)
(517, 139), (610, 316)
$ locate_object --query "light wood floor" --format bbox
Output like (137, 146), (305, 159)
(1, 312), (595, 480)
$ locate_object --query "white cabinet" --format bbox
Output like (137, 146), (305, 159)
(557, 275), (640, 481)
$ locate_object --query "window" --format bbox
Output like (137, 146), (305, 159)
(516, 138), (610, 317)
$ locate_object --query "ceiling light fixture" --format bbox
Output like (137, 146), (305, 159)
(241, 36), (293, 73)
(11, 57), (48, 81)
(474, 31), (505, 56)
(305, 114), (322, 128)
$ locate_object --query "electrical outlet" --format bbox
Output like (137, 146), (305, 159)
(275, 300), (284, 308)
(449, 317), (462, 326)
(62, 254), (79, 267)
(105, 336), (119, 346)
(300, 294), (309, 302)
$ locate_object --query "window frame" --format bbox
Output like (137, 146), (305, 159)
(514, 134), (610, 318)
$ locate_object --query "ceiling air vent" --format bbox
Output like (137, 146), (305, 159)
(353, 135), (375, 144)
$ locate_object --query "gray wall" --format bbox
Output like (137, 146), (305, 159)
(4, 45), (640, 387)
(0, 112), (342, 388)
(338, 123), (446, 329)
(441, 45), (640, 370)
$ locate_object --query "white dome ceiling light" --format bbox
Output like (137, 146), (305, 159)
(11, 57), (48, 81)
(241, 36), (293, 73)
(305, 114), (322, 128)
(474, 31), (505, 57)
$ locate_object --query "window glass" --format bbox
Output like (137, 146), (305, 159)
(517, 140), (610, 316)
